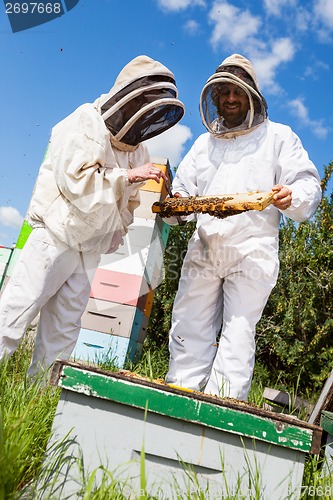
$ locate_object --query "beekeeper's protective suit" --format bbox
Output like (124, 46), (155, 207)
(165, 54), (321, 401)
(0, 55), (184, 376)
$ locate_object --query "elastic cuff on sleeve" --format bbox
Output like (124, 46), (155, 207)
(123, 171), (131, 186)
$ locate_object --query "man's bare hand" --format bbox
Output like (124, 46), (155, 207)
(128, 163), (168, 184)
(272, 184), (292, 210)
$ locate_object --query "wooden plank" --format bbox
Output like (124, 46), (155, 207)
(263, 387), (313, 413)
(308, 369), (333, 425)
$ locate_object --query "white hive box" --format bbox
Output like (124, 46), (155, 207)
(47, 362), (323, 499)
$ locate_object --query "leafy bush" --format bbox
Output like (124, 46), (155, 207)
(256, 162), (333, 393)
(147, 221), (196, 345)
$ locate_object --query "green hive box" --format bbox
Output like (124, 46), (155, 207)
(15, 220), (33, 249)
(0, 246), (13, 290)
(46, 361), (323, 499)
(320, 410), (333, 475)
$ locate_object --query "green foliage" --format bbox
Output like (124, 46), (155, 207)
(0, 335), (60, 498)
(147, 221), (196, 345)
(256, 161), (333, 393)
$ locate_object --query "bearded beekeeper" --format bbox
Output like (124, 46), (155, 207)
(165, 54), (321, 401)
(0, 55), (184, 376)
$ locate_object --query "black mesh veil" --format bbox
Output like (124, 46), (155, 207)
(101, 75), (185, 147)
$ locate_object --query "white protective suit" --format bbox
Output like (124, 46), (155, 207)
(0, 55), (184, 376)
(165, 54), (321, 401)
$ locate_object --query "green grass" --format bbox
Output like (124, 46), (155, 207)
(0, 334), (60, 499)
(1, 331), (333, 499)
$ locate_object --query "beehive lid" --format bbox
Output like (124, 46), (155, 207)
(50, 361), (322, 455)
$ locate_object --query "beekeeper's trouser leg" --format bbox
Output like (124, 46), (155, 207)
(0, 227), (100, 375)
(166, 244), (274, 401)
(203, 269), (272, 401)
(166, 247), (223, 392)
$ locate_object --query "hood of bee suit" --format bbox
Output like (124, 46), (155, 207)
(199, 53), (268, 139)
(95, 55), (185, 152)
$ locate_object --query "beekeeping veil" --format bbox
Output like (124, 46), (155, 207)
(200, 54), (268, 139)
(96, 55), (185, 151)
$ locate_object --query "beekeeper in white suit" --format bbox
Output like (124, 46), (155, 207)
(0, 55), (184, 376)
(165, 54), (321, 401)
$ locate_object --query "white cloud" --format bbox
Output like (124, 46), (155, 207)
(209, 1), (261, 49)
(157, 0), (205, 11)
(294, 6), (312, 32)
(0, 206), (24, 228)
(289, 98), (328, 139)
(184, 19), (200, 35)
(251, 38), (295, 92)
(207, 1), (296, 94)
(145, 123), (193, 169)
(263, 0), (296, 17)
(314, 0), (333, 29)
(303, 59), (329, 80)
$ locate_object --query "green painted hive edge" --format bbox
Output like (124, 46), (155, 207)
(59, 364), (315, 454)
(16, 220), (33, 249)
(321, 411), (333, 436)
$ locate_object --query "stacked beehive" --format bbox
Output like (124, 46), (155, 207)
(0, 246), (13, 293)
(0, 221), (31, 294)
(71, 157), (171, 367)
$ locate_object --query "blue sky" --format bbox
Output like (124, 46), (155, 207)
(1, 0), (332, 247)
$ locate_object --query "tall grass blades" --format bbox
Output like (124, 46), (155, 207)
(0, 345), (60, 498)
